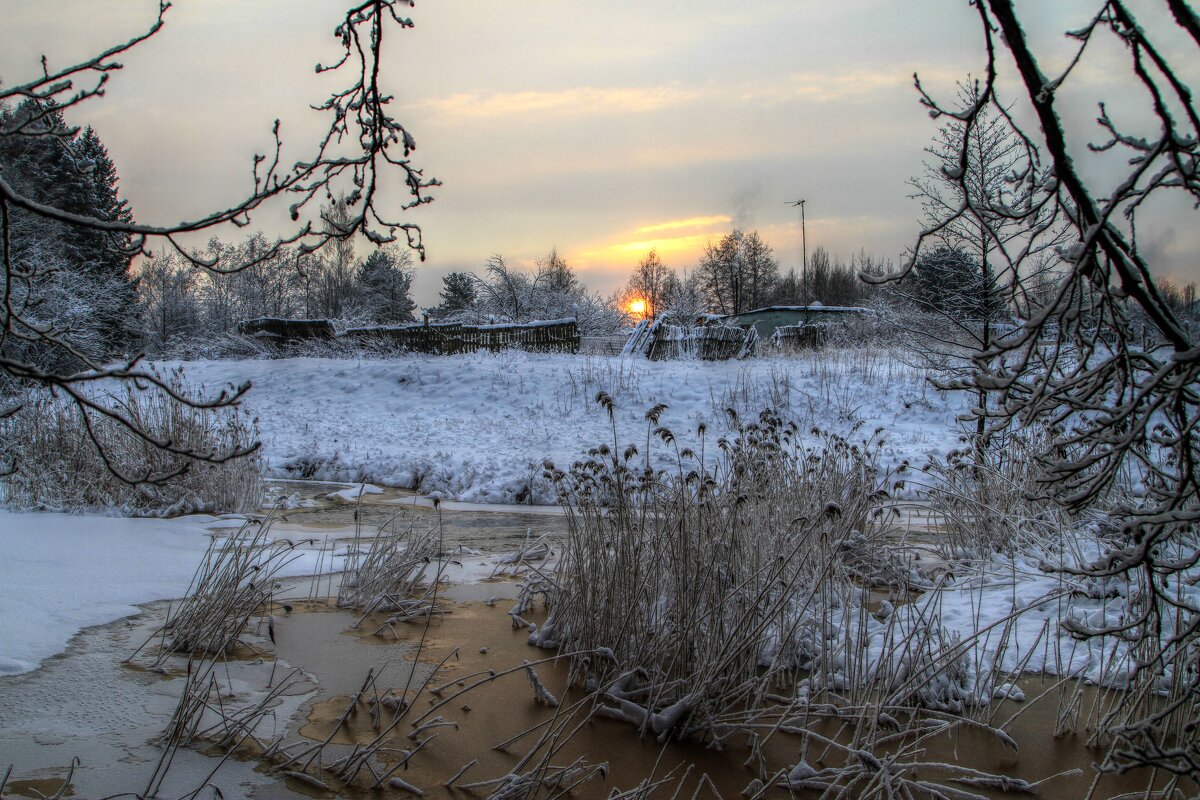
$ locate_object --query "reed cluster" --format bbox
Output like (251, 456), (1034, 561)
(0, 369), (261, 515)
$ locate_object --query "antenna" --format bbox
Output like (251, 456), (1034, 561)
(787, 199), (808, 304)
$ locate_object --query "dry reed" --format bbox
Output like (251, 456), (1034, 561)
(0, 368), (262, 515)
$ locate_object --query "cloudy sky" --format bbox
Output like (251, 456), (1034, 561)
(2, 1), (1196, 306)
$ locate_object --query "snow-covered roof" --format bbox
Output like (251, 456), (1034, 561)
(472, 317), (577, 331)
(725, 305), (872, 316)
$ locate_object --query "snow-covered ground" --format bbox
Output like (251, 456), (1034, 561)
(0, 350), (968, 679)
(0, 511), (221, 676)
(167, 350), (966, 504)
(0, 512), (361, 676)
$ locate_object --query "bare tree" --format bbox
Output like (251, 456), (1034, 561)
(698, 229), (779, 315)
(659, 267), (709, 324)
(310, 199), (361, 320)
(620, 248), (672, 318)
(468, 252), (621, 334)
(472, 254), (526, 323)
(0, 1), (437, 484)
(140, 251), (202, 351)
(873, 1), (1200, 781)
(899, 80), (1067, 455)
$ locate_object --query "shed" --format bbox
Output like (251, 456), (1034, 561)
(716, 304), (870, 339)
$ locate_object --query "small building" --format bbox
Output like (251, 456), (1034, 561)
(716, 304), (871, 340)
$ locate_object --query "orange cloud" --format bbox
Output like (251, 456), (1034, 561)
(576, 233), (713, 268)
(634, 215), (731, 234)
(420, 85), (696, 120)
(572, 214), (734, 270)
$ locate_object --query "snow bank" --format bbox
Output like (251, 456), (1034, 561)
(0, 511), (339, 677)
(0, 511), (220, 676)
(0, 507), (558, 678)
(164, 350), (964, 505)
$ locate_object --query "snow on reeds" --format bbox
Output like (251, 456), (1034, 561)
(138, 520), (302, 662)
(0, 368), (261, 515)
(534, 397), (921, 736)
(916, 425), (1199, 779)
(511, 393), (1199, 795)
(336, 510), (440, 621)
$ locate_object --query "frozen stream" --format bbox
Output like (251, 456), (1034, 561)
(2, 483), (1194, 798)
(0, 481), (564, 797)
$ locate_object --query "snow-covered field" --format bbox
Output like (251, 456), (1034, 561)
(0, 349), (970, 678)
(2, 349), (1195, 799)
(168, 349), (966, 504)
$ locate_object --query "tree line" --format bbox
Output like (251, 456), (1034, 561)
(609, 234), (885, 322)
(5, 99), (1194, 364)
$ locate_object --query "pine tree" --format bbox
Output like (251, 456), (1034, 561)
(911, 245), (988, 319)
(0, 101), (137, 365)
(436, 271), (477, 317)
(72, 126), (138, 346)
(355, 247), (416, 324)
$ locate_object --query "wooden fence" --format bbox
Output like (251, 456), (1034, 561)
(580, 334), (633, 356)
(648, 323), (758, 361)
(771, 324), (827, 352)
(241, 317), (579, 355)
(239, 317), (337, 340)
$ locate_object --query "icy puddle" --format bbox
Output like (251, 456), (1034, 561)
(0, 599), (313, 799)
(265, 479), (570, 554)
(2, 496), (1196, 800)
(3, 591), (1195, 799)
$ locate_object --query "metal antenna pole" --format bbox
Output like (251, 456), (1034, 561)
(800, 199), (807, 305)
(787, 198), (808, 304)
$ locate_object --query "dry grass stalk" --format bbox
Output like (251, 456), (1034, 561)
(0, 368), (262, 515)
(137, 519), (303, 664)
(506, 396), (1103, 797)
(337, 510), (440, 619)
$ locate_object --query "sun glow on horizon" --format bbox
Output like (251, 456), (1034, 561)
(635, 215), (731, 235)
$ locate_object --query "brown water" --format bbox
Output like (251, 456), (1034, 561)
(264, 479), (571, 554)
(268, 601), (1196, 800)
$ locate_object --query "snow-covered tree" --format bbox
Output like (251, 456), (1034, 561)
(467, 252), (622, 334)
(618, 249), (672, 318)
(432, 271), (478, 319)
(0, 101), (137, 370)
(139, 251), (203, 351)
(0, 1), (436, 484)
(874, 2), (1200, 779)
(354, 246), (416, 325)
(907, 81), (1061, 345)
(781, 246), (870, 307)
(658, 267), (709, 323)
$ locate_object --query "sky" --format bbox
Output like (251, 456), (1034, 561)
(2, 1), (1197, 307)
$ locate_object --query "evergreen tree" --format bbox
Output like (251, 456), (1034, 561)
(436, 271), (477, 317)
(73, 126), (138, 345)
(911, 245), (989, 319)
(0, 100), (137, 364)
(355, 247), (416, 324)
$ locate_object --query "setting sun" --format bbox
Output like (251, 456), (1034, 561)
(628, 298), (647, 317)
